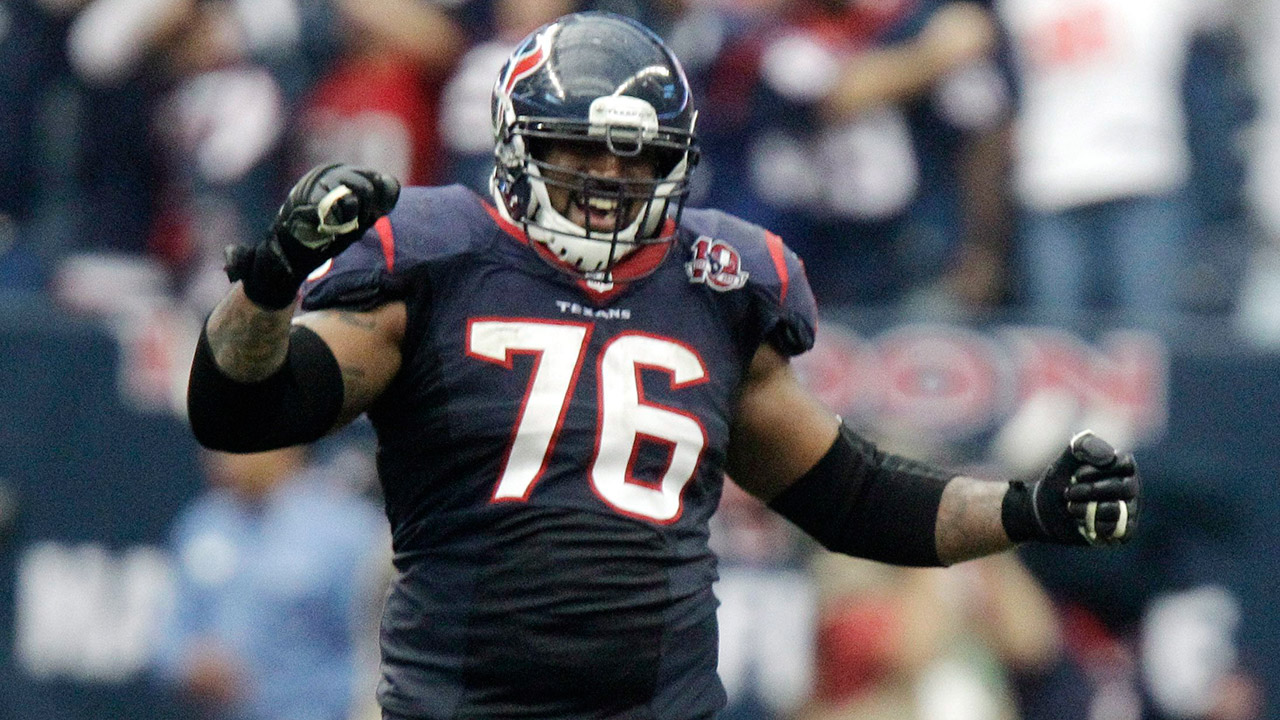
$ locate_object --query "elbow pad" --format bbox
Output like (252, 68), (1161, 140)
(767, 424), (954, 567)
(187, 324), (344, 452)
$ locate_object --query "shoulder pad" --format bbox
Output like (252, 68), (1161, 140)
(680, 208), (818, 356)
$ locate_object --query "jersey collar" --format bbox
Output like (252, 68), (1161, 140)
(482, 200), (676, 298)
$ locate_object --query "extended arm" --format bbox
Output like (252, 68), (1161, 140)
(727, 346), (1139, 566)
(187, 164), (403, 451)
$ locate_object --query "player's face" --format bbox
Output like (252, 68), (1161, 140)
(538, 141), (660, 232)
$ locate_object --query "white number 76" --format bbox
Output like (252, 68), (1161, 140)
(467, 319), (708, 522)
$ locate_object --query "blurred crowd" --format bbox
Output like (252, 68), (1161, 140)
(4, 0), (1277, 334)
(2, 0), (1277, 719)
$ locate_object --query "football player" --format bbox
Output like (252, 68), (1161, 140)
(187, 11), (1138, 720)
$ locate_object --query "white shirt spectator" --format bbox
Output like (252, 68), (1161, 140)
(998, 0), (1230, 212)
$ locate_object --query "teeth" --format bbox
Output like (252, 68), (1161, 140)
(586, 197), (618, 212)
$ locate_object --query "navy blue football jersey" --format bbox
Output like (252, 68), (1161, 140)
(300, 186), (817, 720)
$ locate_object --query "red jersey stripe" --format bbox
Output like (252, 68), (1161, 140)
(483, 201), (530, 243)
(763, 230), (789, 302)
(375, 216), (396, 272)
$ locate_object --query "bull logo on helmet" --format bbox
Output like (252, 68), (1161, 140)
(499, 28), (553, 96)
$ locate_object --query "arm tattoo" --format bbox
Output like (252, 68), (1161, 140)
(325, 310), (377, 330)
(935, 476), (1013, 565)
(341, 365), (369, 401)
(205, 284), (296, 382)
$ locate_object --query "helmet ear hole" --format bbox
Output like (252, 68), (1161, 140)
(651, 148), (685, 177)
(526, 137), (555, 163)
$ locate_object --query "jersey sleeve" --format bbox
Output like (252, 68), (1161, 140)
(685, 207), (819, 357)
(750, 228), (819, 357)
(299, 217), (403, 312)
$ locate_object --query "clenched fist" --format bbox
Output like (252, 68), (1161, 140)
(226, 163), (401, 309)
(1002, 430), (1140, 546)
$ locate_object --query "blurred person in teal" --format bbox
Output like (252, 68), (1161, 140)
(153, 446), (388, 720)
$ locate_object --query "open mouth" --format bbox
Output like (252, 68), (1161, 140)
(569, 193), (631, 232)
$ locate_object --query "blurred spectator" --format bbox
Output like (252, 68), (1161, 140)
(699, 0), (1014, 312)
(154, 446), (389, 720)
(1142, 586), (1262, 720)
(1019, 544), (1263, 720)
(439, 0), (582, 195)
(1178, 25), (1255, 318)
(1236, 0), (1280, 346)
(0, 0), (170, 291)
(290, 0), (474, 186)
(996, 0), (1236, 330)
(711, 481), (817, 720)
(0, 0), (62, 290)
(794, 550), (1065, 720)
(93, 0), (312, 311)
(152, 0), (473, 313)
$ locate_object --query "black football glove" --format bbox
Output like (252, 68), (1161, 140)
(226, 163), (401, 309)
(1002, 430), (1139, 546)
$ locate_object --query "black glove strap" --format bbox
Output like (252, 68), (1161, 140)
(224, 241), (303, 310)
(1001, 479), (1044, 544)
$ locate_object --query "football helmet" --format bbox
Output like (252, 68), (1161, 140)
(490, 12), (700, 275)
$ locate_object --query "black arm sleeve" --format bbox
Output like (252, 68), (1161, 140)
(766, 423), (955, 567)
(187, 324), (345, 452)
